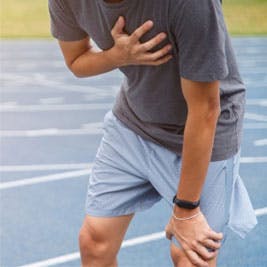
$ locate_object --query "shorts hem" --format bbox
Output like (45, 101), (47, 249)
(85, 197), (162, 218)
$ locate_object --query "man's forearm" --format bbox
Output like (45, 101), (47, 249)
(70, 47), (120, 78)
(176, 109), (220, 204)
(60, 18), (172, 78)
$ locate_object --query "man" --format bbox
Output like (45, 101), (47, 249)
(48, 0), (258, 266)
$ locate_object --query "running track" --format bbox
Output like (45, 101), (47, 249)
(1, 37), (267, 266)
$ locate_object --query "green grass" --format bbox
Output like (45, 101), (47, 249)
(1, 0), (267, 38)
(1, 0), (50, 39)
(223, 0), (267, 35)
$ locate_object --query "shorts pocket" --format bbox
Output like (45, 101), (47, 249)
(200, 162), (228, 234)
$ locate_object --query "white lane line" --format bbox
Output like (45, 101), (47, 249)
(18, 232), (166, 267)
(245, 113), (267, 122)
(240, 157), (267, 163)
(0, 103), (112, 112)
(244, 123), (267, 129)
(0, 102), (265, 113)
(255, 207), (267, 217)
(0, 157), (266, 175)
(81, 122), (104, 129)
(39, 97), (64, 105)
(0, 122), (266, 138)
(0, 169), (91, 190)
(122, 232), (165, 248)
(16, 207), (267, 267)
(246, 98), (267, 107)
(0, 101), (17, 106)
(1, 73), (119, 95)
(0, 163), (93, 172)
(254, 139), (267, 147)
(18, 253), (80, 267)
(0, 126), (103, 137)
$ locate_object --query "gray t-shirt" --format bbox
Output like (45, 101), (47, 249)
(48, 0), (246, 161)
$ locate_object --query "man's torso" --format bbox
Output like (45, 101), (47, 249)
(49, 0), (246, 161)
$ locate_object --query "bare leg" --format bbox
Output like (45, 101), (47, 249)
(170, 243), (217, 267)
(79, 213), (134, 267)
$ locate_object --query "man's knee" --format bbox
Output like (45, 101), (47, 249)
(79, 220), (117, 265)
(170, 243), (217, 267)
(170, 243), (194, 267)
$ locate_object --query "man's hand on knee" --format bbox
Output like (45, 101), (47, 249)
(165, 208), (223, 267)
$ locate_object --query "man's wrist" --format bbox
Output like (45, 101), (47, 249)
(172, 194), (201, 217)
(173, 205), (201, 218)
(105, 47), (125, 68)
(173, 195), (200, 209)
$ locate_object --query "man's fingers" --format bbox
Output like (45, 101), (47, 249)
(192, 241), (218, 261)
(142, 54), (173, 66)
(129, 20), (154, 43)
(111, 16), (125, 37)
(201, 239), (221, 250)
(143, 44), (172, 61)
(206, 229), (224, 241)
(185, 250), (209, 267)
(139, 32), (168, 52)
(152, 54), (173, 65)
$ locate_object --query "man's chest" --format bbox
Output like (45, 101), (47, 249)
(77, 0), (171, 51)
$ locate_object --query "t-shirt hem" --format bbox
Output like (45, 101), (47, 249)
(51, 30), (88, 42)
(112, 105), (240, 162)
(180, 69), (229, 82)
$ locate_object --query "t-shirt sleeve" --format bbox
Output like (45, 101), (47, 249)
(172, 0), (229, 82)
(48, 0), (88, 41)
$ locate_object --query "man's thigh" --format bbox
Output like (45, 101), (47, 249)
(85, 109), (161, 217)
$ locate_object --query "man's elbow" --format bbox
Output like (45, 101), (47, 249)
(188, 99), (221, 123)
(68, 63), (87, 78)
(204, 99), (221, 123)
(206, 104), (221, 122)
(70, 69), (87, 78)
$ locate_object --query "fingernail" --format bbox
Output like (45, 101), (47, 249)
(147, 20), (153, 26)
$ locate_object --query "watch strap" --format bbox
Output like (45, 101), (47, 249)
(172, 195), (200, 209)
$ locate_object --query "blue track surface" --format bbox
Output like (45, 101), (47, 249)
(1, 37), (267, 267)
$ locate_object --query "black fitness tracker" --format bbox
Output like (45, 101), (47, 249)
(172, 195), (200, 209)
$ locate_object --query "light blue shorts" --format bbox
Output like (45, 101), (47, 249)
(85, 109), (258, 246)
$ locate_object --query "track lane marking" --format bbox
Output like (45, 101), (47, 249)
(0, 157), (267, 173)
(0, 127), (103, 137)
(246, 98), (267, 107)
(244, 123), (267, 129)
(0, 157), (266, 189)
(254, 139), (267, 146)
(0, 103), (112, 112)
(0, 123), (266, 137)
(0, 169), (91, 190)
(255, 207), (267, 216)
(240, 157), (267, 163)
(39, 97), (64, 105)
(245, 113), (267, 122)
(0, 163), (93, 172)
